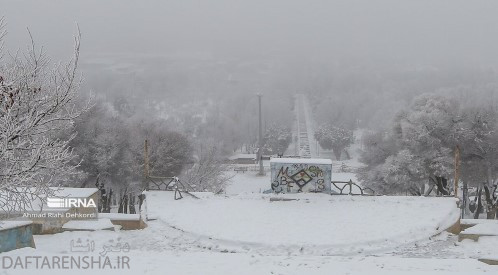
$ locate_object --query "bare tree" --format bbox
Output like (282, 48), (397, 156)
(0, 20), (90, 216)
(182, 144), (232, 193)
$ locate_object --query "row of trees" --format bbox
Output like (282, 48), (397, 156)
(69, 99), (193, 191)
(0, 23), (235, 214)
(359, 93), (498, 200)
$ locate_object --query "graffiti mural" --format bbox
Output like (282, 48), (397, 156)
(270, 158), (332, 193)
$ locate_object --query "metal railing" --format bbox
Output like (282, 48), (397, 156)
(331, 180), (376, 196)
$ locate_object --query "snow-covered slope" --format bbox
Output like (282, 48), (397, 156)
(146, 191), (459, 255)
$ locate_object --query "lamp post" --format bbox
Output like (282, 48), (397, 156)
(257, 93), (264, 175)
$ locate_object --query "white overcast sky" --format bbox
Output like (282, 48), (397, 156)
(1, 0), (498, 67)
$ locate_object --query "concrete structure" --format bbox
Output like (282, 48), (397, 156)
(458, 221), (498, 242)
(0, 221), (35, 253)
(99, 213), (147, 230)
(270, 158), (332, 193)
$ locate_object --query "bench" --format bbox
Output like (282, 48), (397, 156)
(234, 167), (248, 173)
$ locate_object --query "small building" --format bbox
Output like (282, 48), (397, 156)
(270, 158), (332, 193)
(228, 154), (256, 164)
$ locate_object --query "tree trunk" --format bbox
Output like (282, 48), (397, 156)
(343, 149), (351, 160)
(432, 176), (450, 196)
(474, 186), (483, 219)
(332, 147), (342, 160)
(129, 195), (136, 214)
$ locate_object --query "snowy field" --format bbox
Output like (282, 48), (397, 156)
(146, 192), (459, 255)
(4, 247), (497, 275)
(2, 189), (498, 274)
(2, 173), (498, 274)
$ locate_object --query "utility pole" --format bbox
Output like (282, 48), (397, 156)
(144, 139), (150, 190)
(454, 145), (460, 198)
(257, 93), (265, 175)
(454, 145), (464, 218)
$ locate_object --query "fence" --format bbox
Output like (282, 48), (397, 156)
(331, 180), (376, 196)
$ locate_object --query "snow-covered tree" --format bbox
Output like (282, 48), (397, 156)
(314, 124), (353, 160)
(360, 94), (457, 195)
(457, 107), (498, 218)
(458, 108), (498, 185)
(0, 21), (90, 215)
(133, 121), (193, 178)
(262, 124), (291, 155)
(69, 100), (130, 188)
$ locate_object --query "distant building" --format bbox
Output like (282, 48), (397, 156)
(228, 154), (256, 164)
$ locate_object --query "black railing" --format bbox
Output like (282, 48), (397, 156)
(331, 180), (376, 196)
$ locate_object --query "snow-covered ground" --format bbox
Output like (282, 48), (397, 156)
(2, 190), (497, 274)
(2, 131), (498, 274)
(4, 246), (497, 275)
(145, 191), (459, 255)
(225, 171), (270, 194)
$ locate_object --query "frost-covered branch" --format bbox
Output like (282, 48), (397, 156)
(0, 23), (90, 216)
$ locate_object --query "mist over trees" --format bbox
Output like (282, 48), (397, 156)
(69, 99), (194, 192)
(4, 0), (498, 202)
(359, 92), (498, 197)
(63, 47), (498, 197)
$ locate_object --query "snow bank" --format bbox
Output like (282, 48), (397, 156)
(62, 218), (114, 231)
(225, 172), (271, 194)
(461, 219), (498, 226)
(0, 221), (32, 230)
(461, 223), (498, 236)
(99, 213), (140, 221)
(146, 192), (459, 255)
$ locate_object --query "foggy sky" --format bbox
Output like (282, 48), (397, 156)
(2, 0), (498, 68)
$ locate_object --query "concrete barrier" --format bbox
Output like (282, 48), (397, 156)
(0, 221), (35, 253)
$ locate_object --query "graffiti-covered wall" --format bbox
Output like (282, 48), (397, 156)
(270, 158), (332, 193)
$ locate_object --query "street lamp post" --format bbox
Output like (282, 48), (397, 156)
(257, 93), (264, 175)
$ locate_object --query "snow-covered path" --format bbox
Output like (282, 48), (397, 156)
(294, 94), (318, 158)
